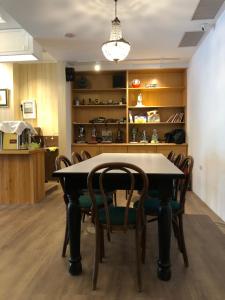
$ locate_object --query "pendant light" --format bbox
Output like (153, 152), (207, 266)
(102, 0), (130, 62)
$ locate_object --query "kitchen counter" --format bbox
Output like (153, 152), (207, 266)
(0, 148), (45, 204)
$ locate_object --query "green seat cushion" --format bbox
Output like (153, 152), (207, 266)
(134, 197), (181, 214)
(79, 194), (112, 209)
(148, 189), (160, 197)
(98, 207), (136, 226)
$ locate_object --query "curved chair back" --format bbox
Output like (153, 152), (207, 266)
(178, 156), (194, 210)
(167, 151), (176, 162)
(55, 155), (72, 193)
(87, 162), (149, 235)
(81, 150), (92, 160)
(71, 152), (83, 164)
(174, 154), (185, 168)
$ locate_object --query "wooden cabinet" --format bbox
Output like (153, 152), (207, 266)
(71, 69), (187, 155)
(0, 149), (45, 204)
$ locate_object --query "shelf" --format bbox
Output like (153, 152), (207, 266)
(72, 88), (126, 92)
(72, 105), (126, 108)
(129, 122), (185, 125)
(73, 122), (126, 125)
(128, 105), (185, 109)
(72, 142), (188, 146)
(128, 87), (184, 91)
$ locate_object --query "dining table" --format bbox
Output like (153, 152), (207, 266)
(54, 153), (184, 281)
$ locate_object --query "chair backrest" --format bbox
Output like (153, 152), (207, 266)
(167, 151), (176, 162)
(87, 162), (149, 235)
(55, 155), (72, 193)
(71, 152), (83, 164)
(81, 150), (92, 160)
(178, 156), (194, 209)
(174, 153), (185, 168)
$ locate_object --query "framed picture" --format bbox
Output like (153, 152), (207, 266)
(0, 89), (9, 107)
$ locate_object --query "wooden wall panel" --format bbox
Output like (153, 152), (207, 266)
(13, 63), (59, 136)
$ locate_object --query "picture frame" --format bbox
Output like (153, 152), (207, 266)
(0, 89), (9, 107)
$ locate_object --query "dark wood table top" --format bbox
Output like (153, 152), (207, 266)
(54, 153), (183, 177)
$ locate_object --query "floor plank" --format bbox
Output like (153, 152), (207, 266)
(0, 190), (224, 300)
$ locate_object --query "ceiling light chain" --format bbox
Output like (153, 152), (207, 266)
(102, 0), (130, 62)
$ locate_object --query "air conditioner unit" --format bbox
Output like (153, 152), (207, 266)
(0, 29), (42, 62)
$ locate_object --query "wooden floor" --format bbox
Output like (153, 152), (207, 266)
(0, 189), (225, 300)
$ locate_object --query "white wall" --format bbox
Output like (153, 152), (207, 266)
(0, 63), (14, 121)
(187, 11), (225, 221)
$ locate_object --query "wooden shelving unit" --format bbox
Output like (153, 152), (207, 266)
(71, 69), (187, 157)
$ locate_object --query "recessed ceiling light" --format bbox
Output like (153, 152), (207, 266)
(0, 16), (6, 23)
(65, 33), (75, 38)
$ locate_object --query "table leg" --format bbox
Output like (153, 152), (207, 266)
(157, 179), (172, 281)
(67, 192), (82, 275)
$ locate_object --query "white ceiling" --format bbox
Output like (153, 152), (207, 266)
(0, 0), (224, 67)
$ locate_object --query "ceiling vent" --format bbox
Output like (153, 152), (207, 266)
(178, 31), (205, 47)
(192, 0), (225, 20)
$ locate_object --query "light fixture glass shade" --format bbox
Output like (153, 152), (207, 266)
(102, 39), (130, 62)
(102, 15), (130, 62)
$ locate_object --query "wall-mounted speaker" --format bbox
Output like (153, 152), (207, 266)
(65, 67), (75, 82)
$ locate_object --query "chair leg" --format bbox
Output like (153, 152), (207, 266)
(141, 225), (146, 264)
(92, 226), (100, 290)
(113, 191), (117, 206)
(172, 216), (182, 252)
(135, 227), (142, 292)
(62, 221), (69, 257)
(178, 214), (189, 267)
(82, 212), (86, 222)
(99, 227), (105, 262)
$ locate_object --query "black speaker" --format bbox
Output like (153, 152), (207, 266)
(113, 72), (126, 88)
(65, 67), (75, 82)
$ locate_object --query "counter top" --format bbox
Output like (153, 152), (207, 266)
(0, 148), (45, 155)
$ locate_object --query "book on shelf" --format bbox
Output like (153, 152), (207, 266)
(166, 112), (184, 123)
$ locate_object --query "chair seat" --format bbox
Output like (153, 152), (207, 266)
(134, 197), (181, 213)
(79, 194), (112, 209)
(148, 189), (160, 197)
(98, 206), (136, 225)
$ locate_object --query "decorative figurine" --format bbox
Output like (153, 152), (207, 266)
(130, 127), (138, 143)
(89, 126), (97, 144)
(75, 97), (80, 106)
(101, 128), (113, 143)
(132, 79), (141, 88)
(151, 129), (159, 144)
(140, 129), (148, 143)
(77, 126), (86, 143)
(136, 93), (144, 107)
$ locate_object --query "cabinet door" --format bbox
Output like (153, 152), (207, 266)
(156, 145), (187, 157)
(99, 145), (127, 153)
(127, 145), (157, 153)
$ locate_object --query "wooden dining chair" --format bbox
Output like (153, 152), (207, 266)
(167, 151), (176, 162)
(134, 156), (194, 267)
(55, 155), (113, 257)
(81, 150), (92, 160)
(80, 150), (118, 206)
(71, 151), (83, 164)
(87, 162), (149, 292)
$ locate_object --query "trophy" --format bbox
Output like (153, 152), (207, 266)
(89, 126), (98, 144)
(140, 129), (148, 143)
(77, 126), (86, 143)
(116, 128), (123, 143)
(130, 127), (138, 143)
(151, 129), (159, 144)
